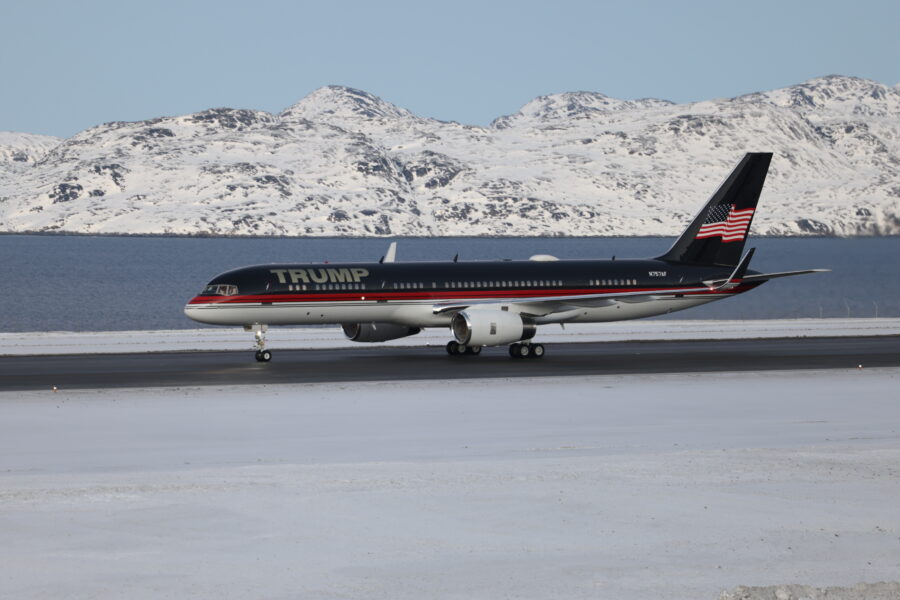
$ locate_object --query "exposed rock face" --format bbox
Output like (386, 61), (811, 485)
(1, 76), (898, 236)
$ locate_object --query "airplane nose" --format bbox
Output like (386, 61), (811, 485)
(184, 298), (203, 322)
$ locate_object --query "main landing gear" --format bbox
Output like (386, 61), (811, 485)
(445, 340), (546, 359)
(247, 324), (272, 362)
(446, 341), (482, 355)
(509, 342), (545, 359)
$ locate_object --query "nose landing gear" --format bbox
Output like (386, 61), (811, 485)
(246, 324), (272, 362)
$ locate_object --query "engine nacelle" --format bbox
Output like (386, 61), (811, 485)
(342, 322), (421, 343)
(451, 310), (536, 347)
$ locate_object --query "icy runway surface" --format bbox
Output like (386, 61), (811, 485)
(2, 371), (899, 599)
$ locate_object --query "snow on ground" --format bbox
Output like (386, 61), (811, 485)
(719, 582), (900, 600)
(2, 318), (899, 356)
(1, 370), (899, 599)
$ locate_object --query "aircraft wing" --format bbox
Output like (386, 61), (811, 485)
(432, 285), (715, 316)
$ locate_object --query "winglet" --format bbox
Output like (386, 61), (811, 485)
(733, 247), (755, 280)
(708, 247), (755, 290)
(383, 242), (397, 263)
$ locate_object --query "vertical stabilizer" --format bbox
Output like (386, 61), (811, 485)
(658, 153), (772, 267)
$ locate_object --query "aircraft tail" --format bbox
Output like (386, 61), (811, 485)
(657, 152), (772, 267)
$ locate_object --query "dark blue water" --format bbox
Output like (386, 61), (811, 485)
(0, 235), (897, 331)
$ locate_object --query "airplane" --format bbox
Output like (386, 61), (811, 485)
(185, 153), (827, 361)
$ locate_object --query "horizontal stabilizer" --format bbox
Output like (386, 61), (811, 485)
(704, 268), (829, 288)
(742, 269), (830, 282)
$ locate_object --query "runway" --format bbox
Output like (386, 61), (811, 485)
(2, 335), (899, 391)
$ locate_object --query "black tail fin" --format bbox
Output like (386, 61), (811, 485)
(657, 152), (772, 267)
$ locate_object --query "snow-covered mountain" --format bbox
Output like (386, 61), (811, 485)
(1, 75), (897, 237)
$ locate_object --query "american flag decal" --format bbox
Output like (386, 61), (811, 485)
(695, 204), (754, 242)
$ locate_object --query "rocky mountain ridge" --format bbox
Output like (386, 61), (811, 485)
(0, 75), (897, 237)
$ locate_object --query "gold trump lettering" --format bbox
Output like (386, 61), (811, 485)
(270, 268), (370, 284)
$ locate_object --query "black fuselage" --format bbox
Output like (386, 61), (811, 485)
(201, 258), (761, 298)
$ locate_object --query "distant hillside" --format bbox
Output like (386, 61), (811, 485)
(1, 75), (898, 236)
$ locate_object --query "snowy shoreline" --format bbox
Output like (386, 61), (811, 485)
(2, 318), (898, 356)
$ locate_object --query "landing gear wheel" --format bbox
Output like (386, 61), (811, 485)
(465, 345), (482, 355)
(250, 324), (271, 362)
(446, 341), (463, 355)
(530, 344), (545, 358)
(510, 343), (531, 359)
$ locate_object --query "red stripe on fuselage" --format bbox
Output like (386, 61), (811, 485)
(187, 283), (759, 305)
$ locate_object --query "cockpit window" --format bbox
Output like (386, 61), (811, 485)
(202, 284), (239, 296)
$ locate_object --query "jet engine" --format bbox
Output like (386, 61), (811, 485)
(451, 310), (536, 347)
(342, 322), (421, 343)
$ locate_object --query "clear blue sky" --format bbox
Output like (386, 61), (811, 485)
(2, 0), (897, 138)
